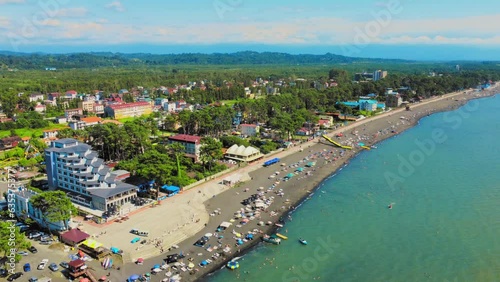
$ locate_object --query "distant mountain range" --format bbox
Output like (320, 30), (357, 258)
(0, 51), (412, 69)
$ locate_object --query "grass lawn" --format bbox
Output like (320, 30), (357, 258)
(116, 117), (137, 123)
(0, 123), (69, 138)
(220, 100), (238, 106)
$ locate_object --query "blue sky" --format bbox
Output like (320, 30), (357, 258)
(0, 0), (499, 59)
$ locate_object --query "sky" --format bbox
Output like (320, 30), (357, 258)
(0, 0), (499, 60)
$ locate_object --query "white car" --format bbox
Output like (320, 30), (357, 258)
(37, 259), (49, 270)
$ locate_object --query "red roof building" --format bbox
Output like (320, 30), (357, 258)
(167, 134), (202, 162)
(61, 229), (90, 246)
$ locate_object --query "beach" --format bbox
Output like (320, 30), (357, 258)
(107, 85), (499, 282)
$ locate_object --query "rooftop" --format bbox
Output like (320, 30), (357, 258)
(168, 134), (201, 144)
(106, 101), (150, 110)
(81, 117), (102, 123)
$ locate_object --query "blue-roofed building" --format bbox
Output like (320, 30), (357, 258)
(359, 100), (377, 111)
(45, 138), (137, 214)
(339, 99), (384, 112)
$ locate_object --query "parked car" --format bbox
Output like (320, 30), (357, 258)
(17, 251), (29, 256)
(39, 236), (51, 242)
(28, 246), (37, 253)
(23, 263), (31, 272)
(28, 232), (41, 239)
(7, 272), (23, 281)
(37, 259), (48, 270)
(0, 268), (8, 277)
(59, 262), (69, 269)
(48, 263), (58, 272)
(194, 236), (209, 247)
(28, 277), (38, 282)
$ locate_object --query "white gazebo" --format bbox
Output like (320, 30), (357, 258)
(225, 144), (263, 162)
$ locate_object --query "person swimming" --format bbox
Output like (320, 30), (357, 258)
(388, 204), (393, 209)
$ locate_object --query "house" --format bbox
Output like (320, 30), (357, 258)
(56, 116), (67, 124)
(163, 102), (176, 112)
(48, 92), (61, 101)
(8, 188), (69, 231)
(167, 134), (202, 162)
(29, 92), (44, 102)
(34, 103), (46, 113)
(45, 138), (138, 213)
(225, 144), (262, 162)
(69, 116), (102, 130)
(359, 100), (378, 111)
(0, 136), (22, 150)
(21, 136), (31, 145)
(43, 129), (59, 139)
(318, 119), (332, 128)
(296, 128), (312, 136)
(104, 101), (152, 119)
(93, 104), (105, 115)
(65, 108), (83, 121)
(239, 124), (260, 137)
(386, 94), (402, 108)
(65, 90), (78, 100)
(78, 101), (95, 113)
(44, 99), (57, 106)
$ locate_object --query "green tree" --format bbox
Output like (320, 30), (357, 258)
(0, 221), (31, 260)
(30, 191), (77, 230)
(200, 137), (223, 171)
(167, 142), (186, 179)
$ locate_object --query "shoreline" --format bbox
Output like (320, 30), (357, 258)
(115, 86), (499, 282)
(195, 87), (500, 282)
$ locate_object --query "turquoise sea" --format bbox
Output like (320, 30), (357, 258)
(206, 94), (500, 282)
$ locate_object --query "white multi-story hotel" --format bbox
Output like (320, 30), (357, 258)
(45, 138), (137, 214)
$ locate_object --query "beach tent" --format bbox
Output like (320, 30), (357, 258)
(128, 274), (140, 281)
(296, 167), (304, 172)
(285, 173), (294, 179)
(161, 185), (180, 197)
(200, 260), (208, 266)
(81, 239), (103, 249)
(219, 221), (232, 230)
(306, 162), (315, 167)
(110, 247), (120, 254)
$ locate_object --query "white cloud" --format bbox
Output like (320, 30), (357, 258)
(105, 1), (125, 12)
(40, 19), (60, 27)
(2, 13), (500, 47)
(56, 7), (89, 18)
(0, 0), (24, 4)
(0, 16), (10, 26)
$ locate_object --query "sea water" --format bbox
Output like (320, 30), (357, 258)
(206, 94), (500, 282)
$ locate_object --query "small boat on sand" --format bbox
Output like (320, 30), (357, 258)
(299, 238), (307, 245)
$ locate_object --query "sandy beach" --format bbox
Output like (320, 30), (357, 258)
(103, 85), (499, 282)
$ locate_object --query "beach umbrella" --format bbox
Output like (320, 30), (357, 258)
(153, 264), (161, 269)
(80, 279), (90, 282)
(136, 258), (144, 263)
(188, 262), (195, 268)
(99, 276), (107, 281)
(200, 260), (208, 266)
(145, 272), (151, 277)
(152, 268), (161, 273)
(205, 233), (213, 237)
(129, 275), (139, 281)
